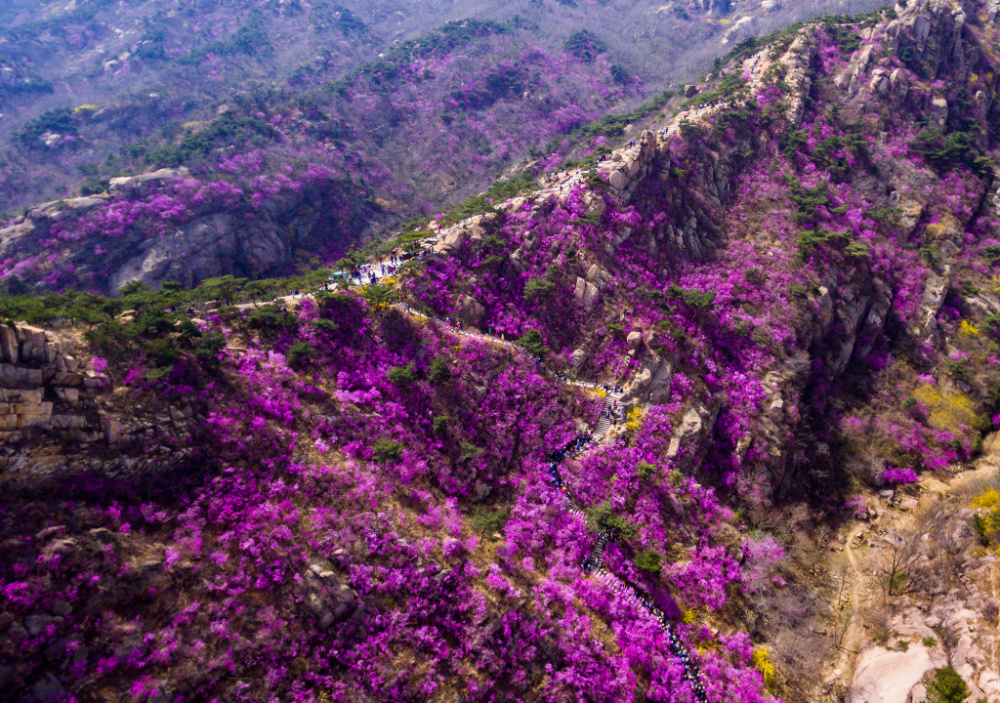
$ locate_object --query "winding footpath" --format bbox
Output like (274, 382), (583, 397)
(389, 301), (711, 702)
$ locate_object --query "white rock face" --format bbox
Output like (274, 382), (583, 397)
(574, 277), (599, 305)
(621, 354), (673, 408)
(847, 645), (943, 703)
(108, 167), (191, 195)
(980, 670), (1000, 700)
(930, 96), (949, 126)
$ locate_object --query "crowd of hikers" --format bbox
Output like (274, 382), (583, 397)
(347, 252), (408, 285)
(601, 398), (627, 426)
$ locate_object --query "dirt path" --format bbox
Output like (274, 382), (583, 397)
(843, 537), (864, 648)
(827, 531), (866, 688)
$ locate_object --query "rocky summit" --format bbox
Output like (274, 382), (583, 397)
(6, 0), (1000, 702)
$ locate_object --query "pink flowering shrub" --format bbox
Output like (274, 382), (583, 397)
(90, 356), (108, 374)
(882, 467), (918, 484)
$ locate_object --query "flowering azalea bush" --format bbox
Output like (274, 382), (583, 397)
(882, 467), (919, 485)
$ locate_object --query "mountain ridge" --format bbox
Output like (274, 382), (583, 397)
(6, 1), (1000, 702)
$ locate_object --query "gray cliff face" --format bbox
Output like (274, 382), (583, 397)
(0, 172), (377, 294)
(104, 211), (293, 293)
(599, 34), (817, 262)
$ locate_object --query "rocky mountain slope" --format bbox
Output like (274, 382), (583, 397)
(6, 0), (1000, 702)
(0, 0), (886, 293)
(386, 0), (1000, 698)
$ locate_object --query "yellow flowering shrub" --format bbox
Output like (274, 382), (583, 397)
(626, 407), (646, 433)
(972, 489), (1000, 510)
(959, 320), (979, 336)
(696, 641), (721, 655)
(972, 489), (1000, 549)
(912, 385), (976, 434)
(682, 608), (703, 624)
(752, 648), (776, 689)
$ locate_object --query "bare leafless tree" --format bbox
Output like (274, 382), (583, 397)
(872, 531), (922, 607)
(833, 603), (855, 652)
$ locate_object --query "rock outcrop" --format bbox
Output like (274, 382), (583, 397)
(847, 643), (944, 703)
(667, 402), (719, 474)
(574, 276), (599, 306)
(605, 129), (660, 198)
(0, 323), (100, 446)
(621, 353), (674, 408)
(587, 34), (815, 262)
(431, 213), (498, 255)
(0, 322), (204, 484)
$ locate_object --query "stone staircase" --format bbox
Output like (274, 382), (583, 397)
(593, 390), (624, 440)
(583, 529), (613, 573)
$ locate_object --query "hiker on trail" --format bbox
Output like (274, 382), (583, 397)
(457, 320), (463, 330)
